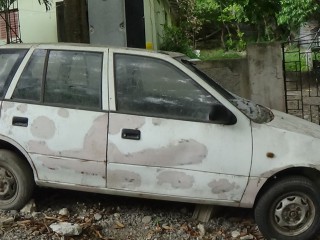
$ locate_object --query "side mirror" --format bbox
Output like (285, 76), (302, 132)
(209, 104), (237, 125)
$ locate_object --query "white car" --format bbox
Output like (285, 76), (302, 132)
(0, 43), (319, 240)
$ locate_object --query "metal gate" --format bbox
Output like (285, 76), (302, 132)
(283, 39), (320, 124)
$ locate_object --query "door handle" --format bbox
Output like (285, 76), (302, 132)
(12, 116), (28, 127)
(121, 129), (141, 140)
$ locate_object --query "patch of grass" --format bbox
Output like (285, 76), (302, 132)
(199, 49), (246, 60)
(283, 47), (320, 72)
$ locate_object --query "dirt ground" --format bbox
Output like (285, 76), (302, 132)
(0, 187), (264, 240)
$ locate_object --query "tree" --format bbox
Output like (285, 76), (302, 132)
(164, 0), (320, 52)
(243, 0), (281, 41)
(277, 0), (320, 32)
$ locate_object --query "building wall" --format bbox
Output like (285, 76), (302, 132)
(144, 0), (173, 50)
(1, 0), (173, 47)
(18, 0), (61, 43)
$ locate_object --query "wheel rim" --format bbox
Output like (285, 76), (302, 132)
(271, 193), (316, 236)
(0, 166), (17, 201)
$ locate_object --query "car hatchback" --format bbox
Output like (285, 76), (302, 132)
(0, 43), (320, 240)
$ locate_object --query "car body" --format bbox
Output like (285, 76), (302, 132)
(0, 43), (320, 239)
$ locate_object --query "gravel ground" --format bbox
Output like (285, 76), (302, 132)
(0, 188), (264, 240)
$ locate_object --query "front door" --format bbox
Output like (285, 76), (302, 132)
(107, 50), (252, 203)
(0, 47), (108, 187)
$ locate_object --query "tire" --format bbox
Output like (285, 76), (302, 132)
(254, 176), (320, 240)
(0, 149), (34, 210)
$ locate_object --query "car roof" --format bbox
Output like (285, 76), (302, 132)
(0, 43), (185, 58)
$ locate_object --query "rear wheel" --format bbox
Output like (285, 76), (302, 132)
(255, 176), (320, 240)
(0, 150), (34, 210)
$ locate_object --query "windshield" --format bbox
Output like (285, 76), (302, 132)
(176, 57), (274, 123)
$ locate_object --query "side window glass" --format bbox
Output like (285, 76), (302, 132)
(115, 54), (219, 121)
(44, 50), (102, 109)
(0, 49), (27, 98)
(12, 49), (46, 101)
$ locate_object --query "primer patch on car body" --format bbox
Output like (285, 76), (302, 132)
(31, 116), (56, 139)
(108, 140), (207, 167)
(157, 171), (194, 189)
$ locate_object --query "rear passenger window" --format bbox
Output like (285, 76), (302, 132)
(44, 50), (103, 109)
(12, 49), (103, 110)
(0, 49), (27, 98)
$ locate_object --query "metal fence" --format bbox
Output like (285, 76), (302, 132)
(282, 39), (320, 124)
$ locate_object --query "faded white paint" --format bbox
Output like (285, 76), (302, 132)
(107, 163), (247, 201)
(0, 102), (108, 187)
(0, 43), (320, 210)
(251, 110), (320, 178)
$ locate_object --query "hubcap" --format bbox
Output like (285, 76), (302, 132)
(272, 194), (315, 236)
(0, 167), (17, 200)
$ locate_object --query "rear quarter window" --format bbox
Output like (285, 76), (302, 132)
(0, 49), (27, 98)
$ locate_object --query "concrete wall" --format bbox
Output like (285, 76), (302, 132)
(19, 0), (61, 43)
(197, 42), (285, 112)
(247, 42), (285, 111)
(196, 59), (250, 99)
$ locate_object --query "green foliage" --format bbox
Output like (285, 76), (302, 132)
(218, 3), (247, 23)
(160, 25), (197, 58)
(169, 0), (320, 51)
(284, 49), (309, 72)
(195, 0), (219, 24)
(278, 0), (320, 31)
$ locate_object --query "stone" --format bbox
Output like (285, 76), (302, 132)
(50, 222), (82, 236)
(231, 230), (241, 238)
(94, 213), (102, 221)
(197, 223), (205, 237)
(142, 216), (152, 224)
(20, 199), (36, 214)
(59, 208), (70, 216)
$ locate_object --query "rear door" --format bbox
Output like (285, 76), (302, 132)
(107, 49), (252, 204)
(0, 46), (109, 187)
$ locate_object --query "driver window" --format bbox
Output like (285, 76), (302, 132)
(114, 54), (220, 122)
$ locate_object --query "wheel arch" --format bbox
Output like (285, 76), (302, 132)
(254, 167), (320, 208)
(0, 136), (37, 181)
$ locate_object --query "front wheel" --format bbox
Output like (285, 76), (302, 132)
(254, 176), (320, 240)
(0, 150), (34, 210)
